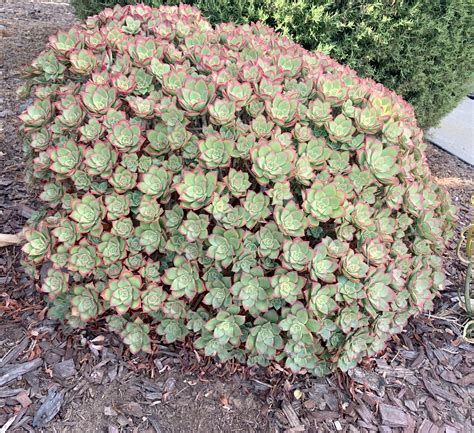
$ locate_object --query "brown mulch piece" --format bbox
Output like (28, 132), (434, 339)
(1, 1), (473, 432)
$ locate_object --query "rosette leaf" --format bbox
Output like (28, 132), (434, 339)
(136, 221), (165, 255)
(308, 283), (338, 316)
(271, 270), (306, 304)
(70, 194), (105, 234)
(365, 270), (395, 312)
(256, 222), (284, 259)
(231, 267), (270, 313)
(208, 98), (236, 125)
(68, 240), (100, 277)
(310, 244), (339, 283)
(84, 141), (117, 177)
(360, 137), (400, 184)
(341, 250), (369, 281)
(203, 277), (232, 309)
(178, 211), (209, 242)
(121, 319), (152, 354)
(137, 165), (171, 198)
(157, 319), (188, 343)
(176, 77), (215, 115)
(303, 182), (346, 224)
(105, 193), (130, 221)
(265, 93), (299, 127)
(41, 268), (68, 300)
(50, 140), (82, 175)
(242, 191), (271, 229)
(97, 233), (126, 265)
(274, 201), (308, 237)
(102, 271), (141, 314)
(176, 170), (217, 209)
(246, 311), (284, 364)
(281, 239), (312, 271)
(141, 284), (167, 313)
(224, 169), (251, 198)
(109, 166), (137, 193)
(204, 305), (245, 346)
(279, 302), (320, 344)
(108, 119), (144, 153)
(162, 255), (204, 299)
(251, 140), (296, 185)
(71, 284), (103, 322)
(207, 227), (242, 269)
(20, 99), (53, 129)
(70, 49), (98, 75)
(81, 83), (118, 115)
(198, 135), (234, 169)
(137, 195), (163, 223)
(22, 225), (52, 264)
(325, 114), (355, 144)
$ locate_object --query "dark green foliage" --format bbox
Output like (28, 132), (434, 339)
(70, 0), (473, 128)
(260, 0), (473, 128)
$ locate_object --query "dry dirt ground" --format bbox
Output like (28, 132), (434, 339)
(0, 2), (473, 433)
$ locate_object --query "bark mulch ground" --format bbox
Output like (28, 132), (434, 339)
(0, 2), (473, 432)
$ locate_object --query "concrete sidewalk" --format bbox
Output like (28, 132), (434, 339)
(425, 97), (474, 166)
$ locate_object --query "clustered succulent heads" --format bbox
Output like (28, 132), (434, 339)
(21, 3), (456, 375)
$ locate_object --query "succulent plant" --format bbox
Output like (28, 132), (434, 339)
(22, 4), (455, 375)
(41, 268), (68, 300)
(162, 255), (205, 299)
(251, 140), (296, 185)
(176, 170), (217, 209)
(121, 319), (152, 354)
(22, 224), (52, 263)
(102, 271), (141, 314)
(70, 284), (103, 322)
(141, 284), (167, 313)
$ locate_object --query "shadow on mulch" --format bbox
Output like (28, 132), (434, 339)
(0, 2), (473, 433)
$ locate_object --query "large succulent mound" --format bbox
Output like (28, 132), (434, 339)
(21, 3), (456, 375)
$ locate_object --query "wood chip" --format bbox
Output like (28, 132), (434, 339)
(0, 233), (23, 247)
(440, 370), (458, 384)
(379, 403), (410, 427)
(15, 390), (32, 408)
(355, 399), (375, 424)
(422, 377), (464, 405)
(32, 388), (63, 428)
(425, 398), (439, 423)
(0, 415), (17, 433)
(404, 400), (417, 413)
(0, 338), (29, 368)
(52, 359), (76, 380)
(418, 419), (435, 433)
(433, 348), (449, 366)
(119, 402), (144, 418)
(349, 367), (385, 396)
(148, 416), (162, 433)
(311, 411), (339, 421)
(281, 400), (303, 428)
(0, 387), (24, 398)
(411, 348), (426, 369)
(0, 358), (43, 387)
(458, 372), (474, 387)
(104, 406), (118, 417)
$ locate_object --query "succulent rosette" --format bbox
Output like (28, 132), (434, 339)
(21, 4), (456, 375)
